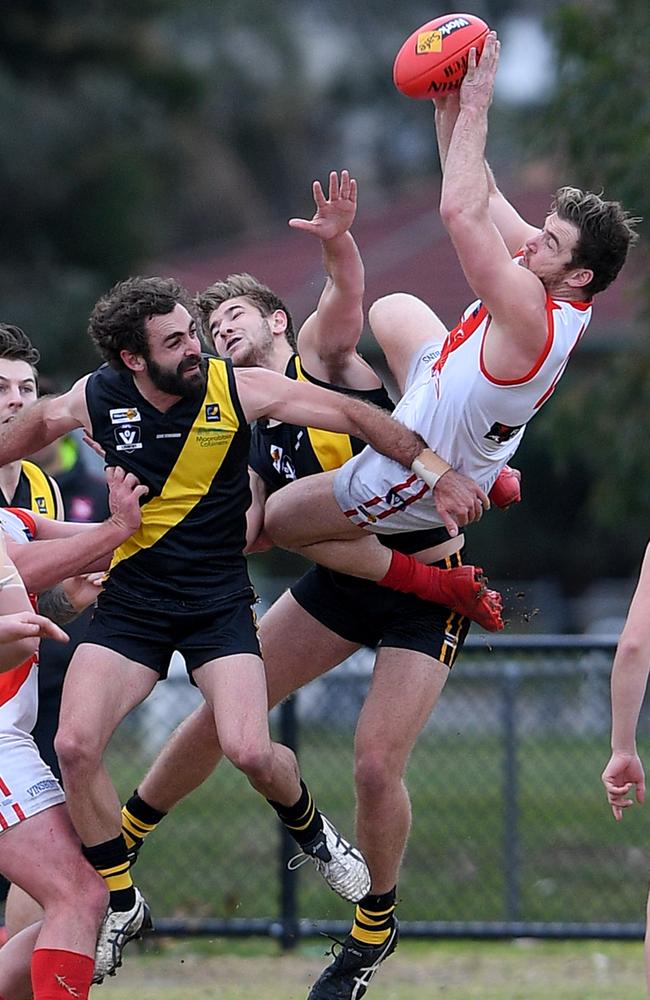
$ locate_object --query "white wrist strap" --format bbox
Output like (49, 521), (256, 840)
(410, 449), (451, 489)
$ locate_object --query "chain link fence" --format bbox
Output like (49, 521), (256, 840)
(106, 635), (650, 945)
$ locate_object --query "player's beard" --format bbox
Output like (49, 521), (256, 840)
(234, 318), (275, 368)
(146, 354), (207, 399)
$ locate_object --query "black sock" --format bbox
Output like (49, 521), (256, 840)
(83, 835), (135, 911)
(122, 789), (167, 857)
(267, 780), (323, 848)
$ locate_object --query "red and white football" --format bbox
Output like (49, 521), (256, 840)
(393, 13), (489, 100)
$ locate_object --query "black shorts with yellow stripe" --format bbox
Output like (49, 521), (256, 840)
(82, 583), (261, 676)
(290, 551), (470, 668)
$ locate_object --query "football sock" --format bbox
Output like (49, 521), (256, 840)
(350, 887), (397, 946)
(267, 780), (323, 847)
(122, 790), (167, 858)
(31, 948), (94, 1000)
(83, 835), (135, 912)
(377, 549), (449, 602)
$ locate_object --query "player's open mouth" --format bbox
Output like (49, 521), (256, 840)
(225, 337), (242, 353)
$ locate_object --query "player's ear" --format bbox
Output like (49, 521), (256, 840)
(567, 267), (593, 290)
(120, 349), (146, 373)
(270, 310), (288, 336)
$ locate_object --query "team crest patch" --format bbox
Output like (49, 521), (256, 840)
(35, 496), (47, 514)
(205, 403), (221, 422)
(114, 425), (142, 452)
(110, 407), (140, 424)
(485, 421), (523, 443)
(270, 446), (296, 481)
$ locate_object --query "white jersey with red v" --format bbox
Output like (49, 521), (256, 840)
(0, 507), (40, 733)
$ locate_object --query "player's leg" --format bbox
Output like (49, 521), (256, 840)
(54, 642), (157, 981)
(307, 646), (450, 1000)
(0, 921), (40, 1000)
(122, 588), (362, 866)
(0, 805), (107, 1000)
(193, 613), (369, 903)
(265, 474), (503, 631)
(368, 293), (447, 395)
(54, 643), (157, 846)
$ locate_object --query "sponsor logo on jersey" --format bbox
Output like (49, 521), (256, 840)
(205, 403), (221, 422)
(156, 432), (182, 439)
(26, 778), (60, 798)
(485, 421), (523, 444)
(110, 407), (141, 424)
(35, 496), (47, 514)
(114, 425), (142, 452)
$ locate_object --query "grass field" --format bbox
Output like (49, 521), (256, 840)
(98, 938), (648, 999)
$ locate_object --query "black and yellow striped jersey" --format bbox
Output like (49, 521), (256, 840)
(85, 356), (251, 602)
(249, 355), (394, 494)
(0, 460), (60, 519)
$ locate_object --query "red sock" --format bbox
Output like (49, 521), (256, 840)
(31, 949), (94, 1000)
(377, 550), (444, 601)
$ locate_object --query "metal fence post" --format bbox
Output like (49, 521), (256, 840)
(501, 661), (520, 922)
(278, 694), (300, 950)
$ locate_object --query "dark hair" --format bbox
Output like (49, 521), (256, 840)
(88, 276), (195, 370)
(0, 324), (40, 369)
(196, 273), (296, 351)
(553, 187), (640, 296)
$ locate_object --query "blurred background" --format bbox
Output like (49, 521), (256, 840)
(1, 0), (648, 630)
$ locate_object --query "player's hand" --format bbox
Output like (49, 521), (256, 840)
(83, 433), (106, 460)
(602, 751), (646, 821)
(288, 170), (357, 241)
(433, 469), (490, 537)
(62, 572), (105, 612)
(459, 30), (499, 113)
(106, 466), (149, 535)
(0, 610), (69, 645)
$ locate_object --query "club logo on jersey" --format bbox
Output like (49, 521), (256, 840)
(270, 446), (296, 482)
(114, 425), (142, 452)
(35, 496), (48, 514)
(485, 421), (523, 444)
(110, 407), (141, 424)
(205, 403), (221, 422)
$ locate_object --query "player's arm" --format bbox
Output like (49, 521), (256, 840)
(0, 375), (91, 466)
(601, 543), (650, 819)
(234, 367), (489, 535)
(434, 93), (537, 254)
(6, 469), (147, 593)
(291, 171), (379, 388)
(244, 468), (270, 553)
(0, 533), (68, 671)
(439, 35), (547, 355)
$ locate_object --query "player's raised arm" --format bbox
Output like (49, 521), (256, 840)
(0, 375), (91, 466)
(291, 170), (377, 387)
(438, 33), (548, 353)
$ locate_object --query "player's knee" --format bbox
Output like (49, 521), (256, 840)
(221, 740), (273, 783)
(355, 747), (397, 798)
(369, 293), (416, 331)
(54, 726), (101, 774)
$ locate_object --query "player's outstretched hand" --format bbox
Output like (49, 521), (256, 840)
(433, 469), (490, 537)
(289, 170), (357, 242)
(63, 572), (105, 613)
(602, 751), (646, 822)
(106, 466), (149, 535)
(460, 30), (499, 113)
